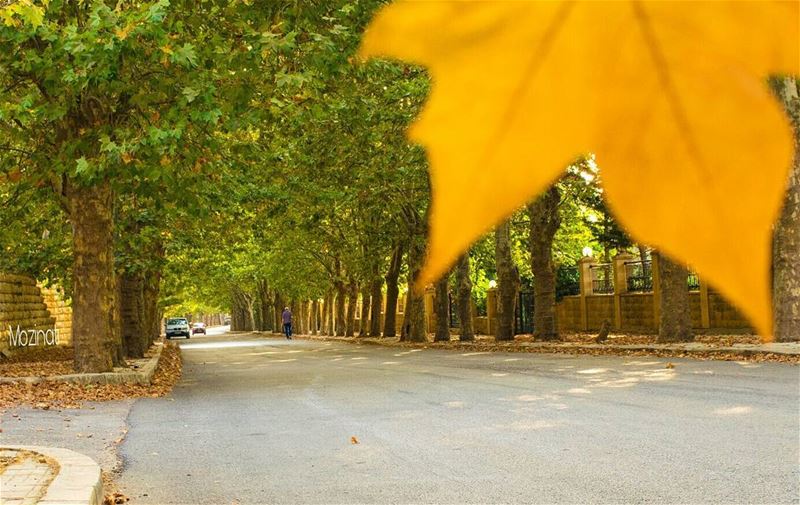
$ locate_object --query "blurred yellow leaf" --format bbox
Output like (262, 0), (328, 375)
(114, 24), (133, 41)
(360, 0), (799, 339)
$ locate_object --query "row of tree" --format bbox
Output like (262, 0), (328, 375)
(1, 2), (798, 375)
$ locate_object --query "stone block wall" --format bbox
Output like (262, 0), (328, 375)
(708, 291), (751, 329)
(585, 295), (615, 330)
(619, 293), (655, 330)
(0, 274), (71, 355)
(40, 284), (73, 345)
(555, 296), (582, 331)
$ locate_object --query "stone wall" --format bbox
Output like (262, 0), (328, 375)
(555, 296), (581, 331)
(549, 254), (753, 334)
(40, 284), (73, 345)
(619, 293), (655, 330)
(708, 291), (751, 329)
(0, 274), (71, 355)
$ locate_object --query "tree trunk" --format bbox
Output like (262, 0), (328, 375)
(656, 252), (693, 343)
(401, 238), (426, 342)
(257, 282), (272, 331)
(232, 288), (255, 331)
(310, 299), (319, 335)
(433, 274), (451, 342)
(455, 254), (474, 341)
(383, 243), (404, 337)
(774, 77), (800, 342)
(345, 280), (358, 337)
(322, 293), (329, 335)
(69, 179), (115, 373)
(369, 277), (383, 337)
(142, 267), (161, 344)
(291, 300), (303, 335)
(494, 220), (520, 341)
(110, 273), (125, 366)
(334, 281), (347, 336)
(273, 292), (284, 335)
(358, 285), (371, 336)
(528, 186), (561, 341)
(121, 273), (147, 358)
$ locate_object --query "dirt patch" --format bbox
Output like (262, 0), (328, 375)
(0, 341), (183, 410)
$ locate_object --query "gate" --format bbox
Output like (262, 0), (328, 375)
(515, 290), (534, 334)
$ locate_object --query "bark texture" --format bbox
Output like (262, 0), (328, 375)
(231, 287), (255, 331)
(334, 281), (346, 336)
(121, 273), (146, 358)
(345, 280), (358, 337)
(273, 292), (284, 334)
(369, 277), (383, 337)
(433, 274), (450, 342)
(257, 281), (273, 332)
(774, 77), (800, 342)
(383, 243), (403, 337)
(528, 186), (561, 341)
(401, 238), (426, 342)
(358, 285), (371, 336)
(494, 221), (520, 341)
(142, 266), (161, 344)
(656, 252), (693, 343)
(455, 254), (474, 341)
(322, 292), (333, 335)
(69, 179), (115, 373)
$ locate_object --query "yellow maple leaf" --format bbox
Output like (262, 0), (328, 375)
(359, 1), (799, 339)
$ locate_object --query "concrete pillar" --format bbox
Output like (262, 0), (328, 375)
(613, 253), (634, 330)
(486, 287), (498, 335)
(578, 256), (596, 331)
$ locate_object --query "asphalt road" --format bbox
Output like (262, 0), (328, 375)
(118, 330), (799, 504)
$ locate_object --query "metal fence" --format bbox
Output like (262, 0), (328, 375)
(590, 263), (614, 294)
(515, 290), (534, 334)
(687, 272), (700, 291)
(448, 293), (460, 328)
(625, 260), (653, 292)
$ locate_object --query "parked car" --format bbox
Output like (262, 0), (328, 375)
(192, 322), (207, 335)
(165, 317), (190, 339)
(223, 316), (231, 326)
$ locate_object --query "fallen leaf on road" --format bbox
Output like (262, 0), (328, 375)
(666, 363), (675, 369)
(351, 436), (359, 444)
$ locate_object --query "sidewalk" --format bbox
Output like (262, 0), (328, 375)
(0, 446), (102, 505)
(295, 334), (800, 362)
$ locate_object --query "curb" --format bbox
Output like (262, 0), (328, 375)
(1, 445), (103, 505)
(0, 342), (164, 386)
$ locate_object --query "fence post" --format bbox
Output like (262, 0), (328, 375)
(651, 251), (662, 329)
(487, 287), (498, 335)
(613, 253), (633, 330)
(578, 256), (596, 331)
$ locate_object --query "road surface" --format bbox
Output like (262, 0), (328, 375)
(118, 330), (799, 504)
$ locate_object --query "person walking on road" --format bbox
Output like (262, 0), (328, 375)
(282, 307), (293, 339)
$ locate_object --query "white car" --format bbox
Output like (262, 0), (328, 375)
(165, 318), (190, 339)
